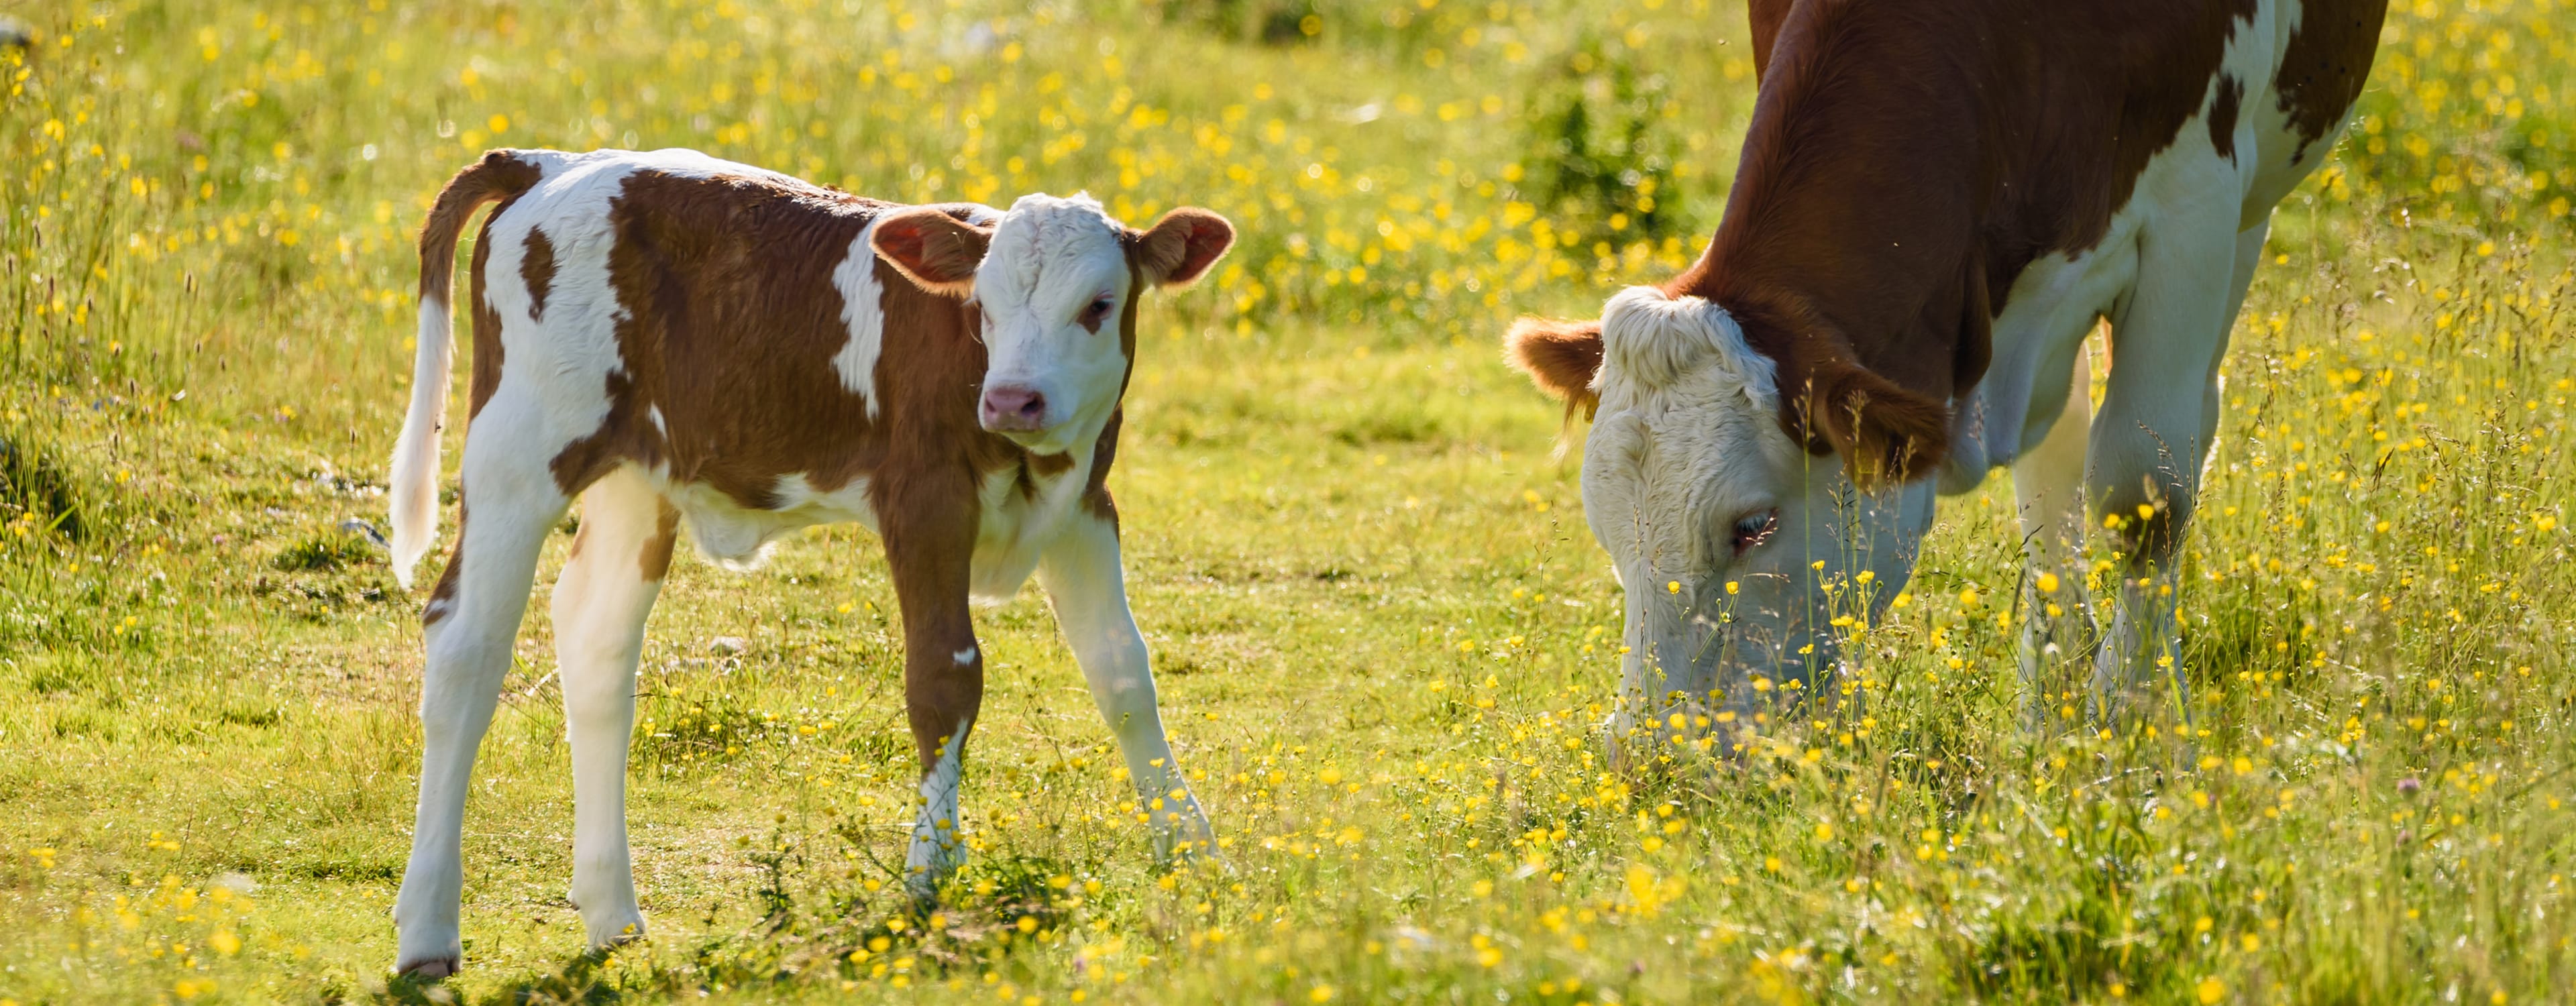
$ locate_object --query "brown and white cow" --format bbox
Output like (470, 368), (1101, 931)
(384, 148), (1234, 976)
(1507, 1), (2384, 745)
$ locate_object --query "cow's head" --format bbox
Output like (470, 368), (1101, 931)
(874, 194), (1234, 455)
(1508, 286), (1945, 750)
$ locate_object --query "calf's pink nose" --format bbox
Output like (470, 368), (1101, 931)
(980, 384), (1047, 431)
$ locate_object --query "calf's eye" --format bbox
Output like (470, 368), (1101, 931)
(1731, 508), (1778, 555)
(1083, 298), (1114, 322)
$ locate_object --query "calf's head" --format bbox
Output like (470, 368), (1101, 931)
(874, 194), (1234, 454)
(1508, 286), (1946, 744)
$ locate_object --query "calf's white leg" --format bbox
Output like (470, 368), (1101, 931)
(393, 402), (572, 978)
(1037, 512), (1214, 860)
(549, 466), (675, 949)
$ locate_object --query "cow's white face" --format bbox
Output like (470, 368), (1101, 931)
(873, 195), (1233, 457)
(1574, 288), (1936, 746)
(970, 194), (1138, 454)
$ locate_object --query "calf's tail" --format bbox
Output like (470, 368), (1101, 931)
(390, 150), (540, 588)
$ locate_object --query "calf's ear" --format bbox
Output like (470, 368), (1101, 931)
(871, 208), (994, 298)
(1504, 316), (1605, 425)
(1132, 208), (1236, 288)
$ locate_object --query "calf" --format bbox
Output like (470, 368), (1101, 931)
(1507, 1), (2384, 745)
(384, 148), (1234, 977)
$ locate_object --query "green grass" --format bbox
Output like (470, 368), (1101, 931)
(1, 1), (2573, 1003)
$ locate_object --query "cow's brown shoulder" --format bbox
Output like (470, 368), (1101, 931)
(1680, 0), (2330, 459)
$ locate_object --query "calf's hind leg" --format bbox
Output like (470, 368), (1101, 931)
(392, 408), (572, 978)
(550, 466), (678, 949)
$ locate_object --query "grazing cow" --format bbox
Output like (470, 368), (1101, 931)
(384, 148), (1234, 977)
(1506, 1), (2385, 744)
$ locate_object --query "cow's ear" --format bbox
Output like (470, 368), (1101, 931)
(1505, 316), (1605, 426)
(1132, 208), (1236, 288)
(1796, 357), (1951, 490)
(871, 208), (993, 297)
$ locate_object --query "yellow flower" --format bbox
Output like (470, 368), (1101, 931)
(2196, 976), (2226, 1003)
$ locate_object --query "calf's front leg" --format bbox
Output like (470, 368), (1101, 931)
(1036, 510), (1215, 862)
(881, 488), (984, 904)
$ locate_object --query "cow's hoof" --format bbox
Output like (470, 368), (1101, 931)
(583, 913), (648, 950)
(396, 955), (460, 981)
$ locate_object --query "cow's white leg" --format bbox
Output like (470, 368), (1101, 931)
(2015, 339), (2097, 726)
(1036, 512), (1214, 862)
(550, 467), (675, 950)
(2086, 216), (2263, 722)
(393, 406), (571, 978)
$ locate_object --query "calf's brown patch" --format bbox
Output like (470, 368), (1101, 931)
(640, 501), (681, 582)
(423, 500), (469, 627)
(522, 227), (558, 321)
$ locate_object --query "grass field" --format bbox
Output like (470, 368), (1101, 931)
(2, 1), (2573, 1002)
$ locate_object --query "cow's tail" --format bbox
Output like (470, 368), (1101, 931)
(390, 150), (541, 588)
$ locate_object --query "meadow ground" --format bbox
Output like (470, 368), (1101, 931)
(1, 1), (2573, 1003)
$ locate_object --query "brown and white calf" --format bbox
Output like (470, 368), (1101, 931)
(384, 148), (1234, 976)
(1507, 1), (2384, 742)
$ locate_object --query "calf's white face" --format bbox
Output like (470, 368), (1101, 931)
(873, 194), (1234, 456)
(972, 195), (1140, 451)
(1550, 288), (1937, 741)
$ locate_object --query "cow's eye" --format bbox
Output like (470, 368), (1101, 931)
(1730, 508), (1778, 555)
(1082, 297), (1114, 322)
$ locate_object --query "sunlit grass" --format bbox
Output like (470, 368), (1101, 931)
(0, 1), (2571, 1003)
